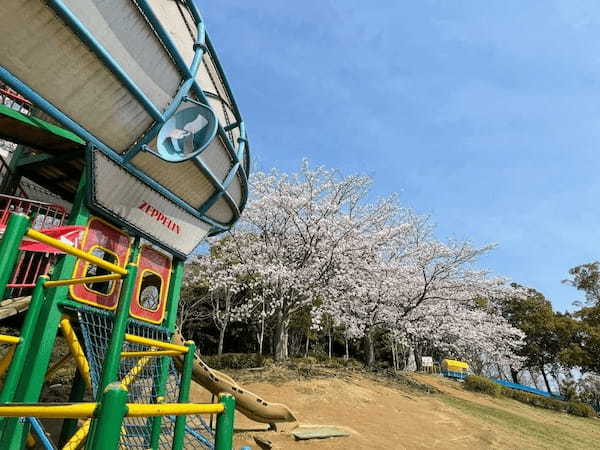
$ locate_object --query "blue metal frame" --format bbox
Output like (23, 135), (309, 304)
(26, 417), (56, 450)
(490, 377), (565, 400)
(0, 0), (249, 239)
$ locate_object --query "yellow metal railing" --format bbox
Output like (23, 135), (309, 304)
(0, 402), (224, 418)
(59, 317), (93, 391)
(124, 334), (188, 353)
(45, 273), (122, 288)
(121, 350), (181, 358)
(0, 335), (20, 345)
(26, 229), (128, 276)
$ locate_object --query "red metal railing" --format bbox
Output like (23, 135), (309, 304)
(0, 86), (32, 115)
(0, 194), (66, 230)
(1, 195), (68, 299)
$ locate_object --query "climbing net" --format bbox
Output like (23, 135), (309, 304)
(76, 306), (214, 449)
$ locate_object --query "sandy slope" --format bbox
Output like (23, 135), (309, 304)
(190, 370), (600, 449)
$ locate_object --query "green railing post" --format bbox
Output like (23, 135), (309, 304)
(1, 174), (90, 447)
(214, 394), (236, 450)
(87, 240), (139, 443)
(97, 246), (139, 392)
(86, 382), (128, 450)
(172, 341), (196, 450)
(150, 258), (185, 449)
(0, 276), (47, 404)
(0, 213), (30, 300)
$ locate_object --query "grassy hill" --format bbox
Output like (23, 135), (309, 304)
(189, 367), (600, 449)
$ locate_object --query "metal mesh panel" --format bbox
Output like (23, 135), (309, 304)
(77, 306), (214, 449)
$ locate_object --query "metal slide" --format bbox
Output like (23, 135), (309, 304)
(174, 331), (297, 425)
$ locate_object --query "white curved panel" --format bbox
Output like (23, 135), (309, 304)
(131, 152), (215, 207)
(0, 0), (153, 152)
(64, 0), (182, 112)
(149, 0), (238, 132)
(227, 177), (243, 206)
(199, 137), (233, 182)
(92, 150), (211, 255)
(206, 196), (234, 224)
(148, 0), (197, 66)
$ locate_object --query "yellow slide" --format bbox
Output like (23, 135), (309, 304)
(174, 332), (297, 424)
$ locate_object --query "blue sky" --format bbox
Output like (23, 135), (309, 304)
(199, 0), (600, 312)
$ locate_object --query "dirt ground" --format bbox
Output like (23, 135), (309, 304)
(190, 369), (600, 450)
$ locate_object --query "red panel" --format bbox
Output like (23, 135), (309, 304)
(70, 217), (131, 310)
(130, 245), (171, 324)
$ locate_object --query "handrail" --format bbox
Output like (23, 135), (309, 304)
(0, 335), (20, 345)
(124, 334), (188, 354)
(44, 273), (122, 288)
(25, 229), (128, 276)
(0, 402), (224, 418)
(121, 350), (181, 358)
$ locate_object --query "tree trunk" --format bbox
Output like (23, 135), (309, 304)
(365, 329), (376, 368)
(391, 340), (397, 372)
(217, 325), (226, 355)
(529, 369), (540, 389)
(328, 328), (332, 359)
(344, 335), (349, 360)
(258, 302), (265, 355)
(274, 310), (289, 361)
(413, 345), (422, 372)
(509, 366), (519, 384)
(496, 364), (509, 381)
(540, 366), (552, 394)
(305, 334), (309, 358)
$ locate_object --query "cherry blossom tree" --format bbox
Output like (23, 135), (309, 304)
(182, 253), (253, 355)
(324, 214), (524, 367)
(211, 161), (403, 360)
(194, 160), (526, 367)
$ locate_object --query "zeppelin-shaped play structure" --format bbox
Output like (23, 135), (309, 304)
(0, 1), (294, 449)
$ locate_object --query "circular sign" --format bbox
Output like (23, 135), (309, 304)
(156, 103), (218, 162)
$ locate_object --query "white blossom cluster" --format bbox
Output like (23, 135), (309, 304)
(185, 161), (526, 363)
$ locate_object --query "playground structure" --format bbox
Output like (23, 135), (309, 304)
(440, 359), (470, 380)
(0, 1), (295, 448)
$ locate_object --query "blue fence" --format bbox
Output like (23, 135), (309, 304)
(490, 377), (564, 400)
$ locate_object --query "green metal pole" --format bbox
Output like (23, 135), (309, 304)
(58, 370), (87, 446)
(214, 394), (236, 450)
(87, 239), (139, 443)
(0, 213), (30, 300)
(0, 276), (47, 404)
(149, 258), (185, 449)
(172, 341), (196, 450)
(86, 382), (128, 450)
(1, 174), (90, 448)
(96, 242), (140, 392)
(165, 259), (185, 331)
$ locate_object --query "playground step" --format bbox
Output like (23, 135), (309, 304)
(292, 426), (351, 441)
(0, 295), (31, 320)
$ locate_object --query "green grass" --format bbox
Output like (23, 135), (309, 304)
(440, 395), (600, 449)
